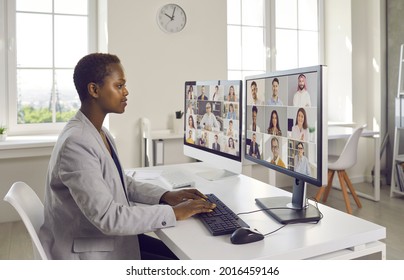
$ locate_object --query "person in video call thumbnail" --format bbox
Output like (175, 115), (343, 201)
(248, 133), (261, 159)
(267, 109), (282, 136)
(39, 53), (215, 260)
(250, 105), (261, 132)
(294, 142), (311, 176)
(212, 134), (221, 151)
(227, 85), (237, 102)
(198, 85), (208, 100)
(187, 85), (195, 99)
(250, 81), (264, 105)
(227, 137), (237, 155)
(226, 103), (237, 120)
(270, 137), (286, 168)
(291, 107), (308, 141)
(293, 74), (311, 107)
(186, 129), (195, 144)
(200, 102), (220, 131)
(268, 78), (283, 105)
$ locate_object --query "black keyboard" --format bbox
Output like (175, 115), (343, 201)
(197, 193), (249, 236)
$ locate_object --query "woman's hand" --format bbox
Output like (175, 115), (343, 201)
(160, 189), (207, 206)
(160, 189), (216, 220)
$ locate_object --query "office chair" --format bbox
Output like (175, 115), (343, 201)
(315, 125), (366, 214)
(3, 181), (48, 260)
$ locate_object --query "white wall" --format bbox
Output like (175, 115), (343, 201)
(325, 0), (385, 185)
(107, 0), (227, 168)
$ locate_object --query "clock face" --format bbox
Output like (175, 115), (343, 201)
(157, 4), (186, 33)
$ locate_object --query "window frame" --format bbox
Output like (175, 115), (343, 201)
(1, 0), (98, 136)
(227, 0), (324, 78)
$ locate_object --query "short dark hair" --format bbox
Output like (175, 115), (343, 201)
(73, 53), (121, 101)
(272, 77), (279, 85)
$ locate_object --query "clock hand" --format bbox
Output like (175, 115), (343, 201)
(164, 13), (173, 20)
(171, 6), (176, 19)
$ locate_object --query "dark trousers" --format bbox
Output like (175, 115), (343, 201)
(138, 234), (179, 260)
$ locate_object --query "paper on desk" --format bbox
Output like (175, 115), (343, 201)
(133, 169), (163, 180)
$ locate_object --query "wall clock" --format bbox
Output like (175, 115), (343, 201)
(157, 4), (187, 33)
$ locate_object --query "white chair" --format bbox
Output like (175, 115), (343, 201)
(3, 181), (48, 260)
(315, 125), (366, 214)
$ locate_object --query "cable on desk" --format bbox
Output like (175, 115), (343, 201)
(235, 197), (324, 237)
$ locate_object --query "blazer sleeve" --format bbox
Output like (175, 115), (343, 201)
(57, 132), (176, 236)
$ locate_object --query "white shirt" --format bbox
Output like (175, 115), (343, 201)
(293, 89), (311, 107)
(291, 125), (308, 141)
(200, 113), (219, 131)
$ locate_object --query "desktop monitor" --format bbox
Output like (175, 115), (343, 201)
(183, 80), (243, 180)
(244, 65), (328, 224)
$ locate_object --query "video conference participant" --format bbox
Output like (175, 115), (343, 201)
(39, 53), (215, 260)
(294, 142), (311, 176)
(268, 78), (283, 105)
(250, 105), (261, 132)
(291, 107), (309, 141)
(270, 137), (286, 168)
(212, 134), (221, 151)
(250, 81), (265, 105)
(248, 133), (261, 159)
(293, 74), (311, 107)
(267, 109), (282, 136)
(200, 102), (220, 131)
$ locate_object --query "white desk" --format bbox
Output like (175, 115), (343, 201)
(133, 162), (386, 260)
(328, 126), (380, 201)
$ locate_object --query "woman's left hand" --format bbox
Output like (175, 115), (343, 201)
(160, 189), (207, 206)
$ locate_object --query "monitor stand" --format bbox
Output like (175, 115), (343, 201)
(197, 169), (238, 181)
(255, 179), (322, 224)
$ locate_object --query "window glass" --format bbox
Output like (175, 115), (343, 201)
(227, 25), (242, 70)
(16, 13), (52, 67)
(242, 26), (265, 71)
(275, 29), (298, 70)
(241, 0), (264, 26)
(275, 0), (297, 29)
(54, 15), (88, 68)
(227, 0), (241, 25)
(55, 0), (88, 14)
(298, 0), (318, 31)
(17, 0), (52, 13)
(298, 30), (318, 67)
(17, 69), (53, 124)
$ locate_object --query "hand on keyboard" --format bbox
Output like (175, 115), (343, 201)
(160, 189), (216, 220)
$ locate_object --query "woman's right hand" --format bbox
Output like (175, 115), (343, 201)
(172, 199), (216, 220)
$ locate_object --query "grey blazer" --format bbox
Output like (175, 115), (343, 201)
(39, 110), (176, 259)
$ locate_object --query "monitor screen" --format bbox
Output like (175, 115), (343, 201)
(183, 80), (243, 180)
(244, 65), (327, 224)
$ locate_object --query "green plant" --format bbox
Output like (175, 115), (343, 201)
(309, 126), (316, 133)
(0, 125), (6, 134)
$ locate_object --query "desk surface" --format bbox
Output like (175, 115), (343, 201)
(134, 162), (386, 260)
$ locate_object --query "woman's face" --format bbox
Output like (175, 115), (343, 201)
(298, 144), (304, 156)
(96, 63), (128, 114)
(271, 113), (278, 126)
(297, 111), (304, 126)
(188, 117), (193, 126)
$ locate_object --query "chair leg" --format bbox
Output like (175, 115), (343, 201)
(342, 170), (362, 208)
(322, 170), (335, 203)
(337, 170), (352, 214)
(315, 170), (333, 201)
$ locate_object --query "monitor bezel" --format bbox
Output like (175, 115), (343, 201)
(244, 65), (327, 187)
(183, 80), (243, 171)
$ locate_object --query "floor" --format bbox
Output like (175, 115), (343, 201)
(0, 182), (403, 260)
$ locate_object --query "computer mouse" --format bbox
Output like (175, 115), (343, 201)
(230, 227), (264, 244)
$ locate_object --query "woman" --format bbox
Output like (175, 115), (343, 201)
(227, 85), (237, 102)
(187, 85), (195, 99)
(226, 103), (237, 119)
(39, 53), (215, 260)
(291, 107), (308, 141)
(267, 110), (282, 136)
(227, 137), (237, 155)
(294, 142), (311, 176)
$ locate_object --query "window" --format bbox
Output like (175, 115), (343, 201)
(1, 0), (97, 135)
(227, 0), (323, 78)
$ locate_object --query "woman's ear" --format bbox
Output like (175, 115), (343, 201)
(88, 82), (99, 98)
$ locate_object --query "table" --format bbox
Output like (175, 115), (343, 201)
(328, 126), (380, 201)
(132, 162), (386, 260)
